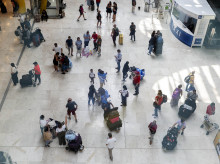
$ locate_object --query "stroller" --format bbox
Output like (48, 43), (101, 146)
(162, 127), (178, 150)
(20, 69), (35, 88)
(129, 66), (145, 80)
(106, 109), (122, 131)
(178, 98), (196, 120)
(65, 130), (84, 153)
(31, 28), (45, 47)
(200, 115), (219, 135)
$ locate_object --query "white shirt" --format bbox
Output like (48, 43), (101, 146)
(121, 90), (128, 97)
(53, 46), (62, 56)
(11, 66), (17, 74)
(56, 124), (66, 133)
(177, 120), (186, 128)
(115, 53), (122, 62)
(106, 137), (116, 149)
(89, 72), (95, 78)
(20, 15), (25, 23)
(39, 119), (47, 128)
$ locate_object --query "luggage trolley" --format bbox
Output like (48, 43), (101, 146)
(200, 115), (219, 135)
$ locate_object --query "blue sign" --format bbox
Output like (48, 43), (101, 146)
(170, 18), (194, 47)
(194, 38), (202, 44)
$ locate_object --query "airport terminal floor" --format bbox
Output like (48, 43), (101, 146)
(0, 0), (220, 163)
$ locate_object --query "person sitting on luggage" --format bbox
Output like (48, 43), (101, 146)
(187, 89), (198, 102)
(56, 115), (67, 145)
(41, 10), (48, 22)
(172, 119), (186, 135)
(206, 102), (215, 118)
(43, 126), (53, 147)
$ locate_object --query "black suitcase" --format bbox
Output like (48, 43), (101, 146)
(20, 74), (33, 87)
(0, 3), (7, 13)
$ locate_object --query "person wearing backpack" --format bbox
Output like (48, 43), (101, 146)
(185, 71), (195, 92)
(170, 84), (183, 107)
(111, 24), (120, 46)
(152, 91), (163, 118)
(130, 22), (136, 41)
(148, 120), (157, 145)
(119, 85), (129, 106)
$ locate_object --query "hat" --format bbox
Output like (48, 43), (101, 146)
(33, 62), (38, 65)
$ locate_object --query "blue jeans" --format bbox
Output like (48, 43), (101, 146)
(186, 83), (194, 92)
(40, 127), (44, 135)
(154, 105), (161, 117)
(148, 44), (154, 54)
(88, 96), (95, 105)
(117, 61), (121, 71)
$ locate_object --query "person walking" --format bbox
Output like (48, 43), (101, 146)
(97, 35), (102, 56)
(56, 115), (67, 145)
(106, 1), (112, 18)
(39, 115), (47, 136)
(96, 0), (101, 10)
(130, 22), (136, 41)
(75, 37), (82, 57)
(97, 10), (102, 27)
(185, 71), (195, 92)
(66, 98), (78, 122)
(92, 32), (98, 51)
(10, 63), (18, 86)
(148, 120), (157, 145)
(133, 71), (140, 95)
(172, 119), (186, 135)
(23, 25), (31, 48)
(53, 52), (59, 72)
(115, 49), (122, 73)
(152, 91), (163, 118)
(122, 61), (129, 81)
(89, 69), (95, 84)
(170, 84), (182, 107)
(112, 2), (117, 22)
(33, 62), (41, 85)
(83, 31), (91, 47)
(119, 85), (129, 106)
(98, 69), (107, 88)
(106, 133), (116, 161)
(66, 36), (73, 56)
(77, 4), (87, 21)
(43, 126), (53, 147)
(52, 43), (63, 56)
(88, 84), (96, 105)
(132, 0), (136, 13)
(111, 24), (120, 46)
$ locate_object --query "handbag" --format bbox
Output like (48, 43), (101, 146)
(153, 101), (157, 107)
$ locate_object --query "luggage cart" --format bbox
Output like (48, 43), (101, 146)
(200, 115), (219, 135)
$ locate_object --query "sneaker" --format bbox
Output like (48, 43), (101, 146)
(150, 141), (152, 145)
(75, 119), (78, 123)
(181, 132), (184, 135)
(133, 93), (138, 95)
(77, 19), (79, 21)
(62, 72), (65, 74)
(84, 19), (87, 20)
(37, 83), (41, 85)
(147, 53), (150, 55)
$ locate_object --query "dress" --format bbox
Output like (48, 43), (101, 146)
(106, 4), (112, 13)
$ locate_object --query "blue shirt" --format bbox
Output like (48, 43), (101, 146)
(75, 40), (82, 49)
(84, 34), (91, 42)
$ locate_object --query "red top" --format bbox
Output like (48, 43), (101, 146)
(96, 0), (101, 2)
(34, 65), (41, 75)
(92, 34), (98, 42)
(155, 96), (163, 105)
(133, 74), (140, 85)
(148, 122), (157, 132)
(206, 104), (215, 115)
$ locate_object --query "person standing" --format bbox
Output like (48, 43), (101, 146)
(11, 0), (19, 17)
(132, 0), (136, 13)
(56, 115), (67, 145)
(83, 31), (91, 47)
(112, 2), (117, 22)
(111, 24), (120, 46)
(33, 62), (41, 85)
(77, 4), (87, 21)
(75, 37), (82, 57)
(89, 69), (95, 84)
(170, 85), (182, 107)
(23, 25), (31, 48)
(66, 36), (73, 56)
(172, 119), (186, 135)
(39, 115), (47, 136)
(96, 0), (101, 10)
(185, 71), (195, 92)
(66, 98), (78, 122)
(148, 120), (157, 145)
(122, 61), (129, 81)
(130, 22), (136, 41)
(115, 49), (122, 73)
(133, 71), (141, 95)
(53, 52), (59, 72)
(106, 133), (116, 161)
(106, 1), (112, 18)
(147, 35), (156, 55)
(152, 90), (163, 118)
(97, 10), (102, 27)
(92, 32), (98, 51)
(88, 84), (96, 105)
(52, 43), (63, 56)
(119, 85), (129, 106)
(97, 35), (102, 56)
(43, 126), (53, 147)
(10, 63), (18, 86)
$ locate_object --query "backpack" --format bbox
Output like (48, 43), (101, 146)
(184, 75), (190, 83)
(114, 28), (119, 36)
(162, 94), (167, 103)
(15, 30), (19, 36)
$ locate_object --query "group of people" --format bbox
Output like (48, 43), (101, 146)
(148, 30), (163, 56)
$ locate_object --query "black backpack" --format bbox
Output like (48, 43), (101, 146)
(162, 94), (167, 103)
(114, 28), (119, 36)
(15, 30), (19, 36)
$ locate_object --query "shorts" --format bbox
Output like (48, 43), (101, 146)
(67, 109), (76, 115)
(77, 48), (82, 54)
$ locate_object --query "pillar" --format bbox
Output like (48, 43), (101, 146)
(40, 0), (47, 14)
(15, 0), (26, 14)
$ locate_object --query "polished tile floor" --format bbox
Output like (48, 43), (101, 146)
(0, 0), (220, 163)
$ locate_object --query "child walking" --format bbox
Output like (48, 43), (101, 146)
(89, 69), (96, 84)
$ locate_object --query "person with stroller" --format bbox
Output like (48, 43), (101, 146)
(133, 71), (141, 95)
(66, 98), (78, 122)
(43, 126), (53, 147)
(122, 61), (129, 82)
(56, 115), (68, 145)
(152, 90), (163, 118)
(33, 62), (41, 85)
(88, 84), (96, 106)
(10, 63), (18, 86)
(185, 71), (195, 92)
(119, 85), (129, 106)
(148, 120), (157, 145)
(170, 85), (182, 107)
(172, 119), (186, 135)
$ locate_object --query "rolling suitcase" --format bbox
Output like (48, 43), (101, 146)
(20, 74), (33, 87)
(119, 34), (123, 45)
(32, 34), (40, 47)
